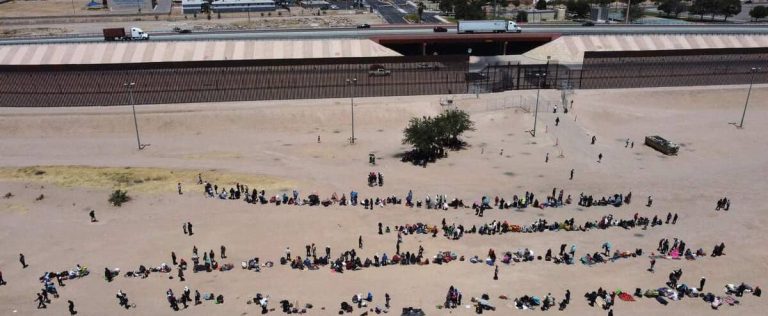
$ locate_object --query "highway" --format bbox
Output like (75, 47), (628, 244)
(2, 25), (768, 45)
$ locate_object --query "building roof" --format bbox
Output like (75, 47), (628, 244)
(0, 39), (401, 65)
(523, 34), (768, 65)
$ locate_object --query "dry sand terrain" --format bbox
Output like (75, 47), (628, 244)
(0, 87), (767, 315)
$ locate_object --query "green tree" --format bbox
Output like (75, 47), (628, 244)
(535, 0), (547, 10)
(567, 0), (591, 18)
(402, 116), (439, 156)
(516, 10), (529, 22)
(750, 5), (768, 21)
(719, 0), (741, 21)
(454, 0), (486, 19)
(439, 0), (454, 13)
(658, 0), (686, 17)
(435, 109), (475, 148)
(627, 3), (644, 22)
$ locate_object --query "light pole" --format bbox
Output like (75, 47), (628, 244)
(739, 67), (761, 128)
(532, 72), (546, 137)
(71, 0), (76, 15)
(625, 0), (631, 24)
(247, 4), (251, 23)
(124, 82), (143, 150)
(346, 78), (357, 144)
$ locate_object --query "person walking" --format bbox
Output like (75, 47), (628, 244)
(89, 210), (97, 222)
(545, 153), (549, 163)
(555, 117), (560, 126)
(649, 256), (656, 272)
(598, 153), (603, 163)
(385, 293), (391, 309)
(700, 277), (706, 291)
(178, 182), (183, 195)
(187, 222), (193, 235)
(183, 223), (188, 235)
(359, 235), (363, 249)
(625, 139), (630, 148)
(570, 169), (574, 180)
(591, 135), (596, 145)
(221, 245), (226, 259)
(172, 252), (177, 265)
(19, 253), (27, 268)
(647, 196), (653, 207)
(178, 266), (185, 282)
(36, 293), (47, 309)
(195, 290), (201, 305)
(0, 270), (7, 285)
(672, 213), (678, 225)
(493, 265), (499, 280)
(68, 300), (77, 315)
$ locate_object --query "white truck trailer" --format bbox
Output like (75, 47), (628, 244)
(457, 20), (522, 34)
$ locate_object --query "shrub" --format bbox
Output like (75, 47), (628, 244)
(109, 190), (131, 207)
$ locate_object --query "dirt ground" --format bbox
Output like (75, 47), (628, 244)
(0, 86), (767, 315)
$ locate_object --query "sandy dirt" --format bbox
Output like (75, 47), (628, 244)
(0, 87), (767, 315)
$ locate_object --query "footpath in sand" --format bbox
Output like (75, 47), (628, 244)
(0, 87), (767, 315)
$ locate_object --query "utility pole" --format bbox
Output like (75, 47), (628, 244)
(532, 72), (546, 137)
(124, 82), (143, 150)
(346, 78), (357, 144)
(625, 0), (632, 24)
(739, 67), (761, 128)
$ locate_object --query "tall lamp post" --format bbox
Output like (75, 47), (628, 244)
(739, 67), (761, 129)
(346, 78), (357, 144)
(124, 82), (143, 150)
(532, 72), (546, 137)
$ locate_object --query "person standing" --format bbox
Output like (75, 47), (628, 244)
(19, 253), (27, 268)
(359, 236), (363, 249)
(195, 290), (201, 305)
(570, 169), (574, 180)
(378, 222), (383, 235)
(187, 222), (193, 235)
(555, 117), (560, 126)
(89, 210), (97, 222)
(221, 245), (226, 259)
(699, 277), (706, 291)
(183, 223), (188, 235)
(178, 183), (183, 195)
(385, 293), (391, 309)
(647, 196), (653, 207)
(598, 153), (603, 163)
(178, 266), (185, 282)
(493, 265), (499, 280)
(672, 213), (678, 225)
(68, 300), (77, 315)
(591, 135), (596, 145)
(285, 247), (291, 261)
(649, 256), (656, 272)
(545, 153), (549, 163)
(0, 270), (6, 285)
(172, 252), (177, 265)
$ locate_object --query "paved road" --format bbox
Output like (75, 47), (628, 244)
(3, 25), (768, 45)
(367, 0), (441, 24)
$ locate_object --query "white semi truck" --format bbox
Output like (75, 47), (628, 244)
(457, 20), (522, 34)
(102, 27), (150, 41)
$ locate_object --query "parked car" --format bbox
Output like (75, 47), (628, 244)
(357, 24), (371, 29)
(416, 63), (440, 70)
(369, 64), (391, 76)
(433, 26), (447, 32)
